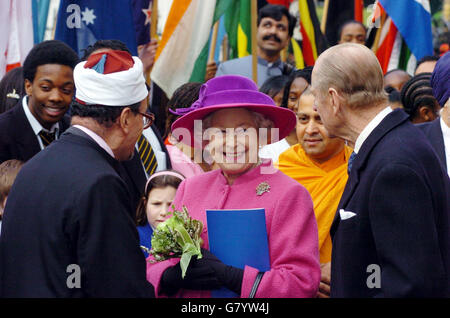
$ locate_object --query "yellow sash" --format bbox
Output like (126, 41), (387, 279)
(276, 144), (352, 263)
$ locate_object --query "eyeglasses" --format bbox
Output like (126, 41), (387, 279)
(138, 111), (155, 129)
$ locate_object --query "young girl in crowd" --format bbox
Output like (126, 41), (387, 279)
(135, 170), (185, 257)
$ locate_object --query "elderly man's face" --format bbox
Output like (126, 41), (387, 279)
(296, 93), (344, 163)
(205, 108), (259, 181)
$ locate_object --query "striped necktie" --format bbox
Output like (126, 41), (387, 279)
(39, 130), (56, 147)
(347, 151), (357, 174)
(137, 134), (158, 175)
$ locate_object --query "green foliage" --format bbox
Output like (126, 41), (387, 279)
(148, 205), (203, 279)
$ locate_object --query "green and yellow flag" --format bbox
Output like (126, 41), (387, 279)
(224, 0), (252, 59)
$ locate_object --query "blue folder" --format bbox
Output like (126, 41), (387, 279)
(206, 208), (270, 298)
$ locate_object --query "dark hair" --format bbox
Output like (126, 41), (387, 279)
(259, 74), (290, 99)
(135, 170), (185, 226)
(0, 67), (25, 114)
(164, 82), (202, 139)
(22, 40), (79, 83)
(280, 67), (312, 108)
(258, 4), (297, 37)
(81, 39), (131, 61)
(400, 72), (439, 120)
(337, 20), (367, 41)
(415, 55), (440, 71)
(70, 99), (141, 127)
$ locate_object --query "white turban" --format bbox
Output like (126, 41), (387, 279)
(74, 50), (148, 106)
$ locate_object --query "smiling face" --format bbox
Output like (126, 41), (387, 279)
(145, 186), (177, 229)
(25, 64), (74, 130)
(257, 16), (291, 58)
(205, 108), (260, 183)
(296, 93), (344, 163)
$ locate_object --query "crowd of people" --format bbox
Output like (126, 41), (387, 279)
(0, 4), (449, 298)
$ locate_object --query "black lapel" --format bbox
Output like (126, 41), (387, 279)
(330, 109), (409, 238)
(12, 102), (41, 161)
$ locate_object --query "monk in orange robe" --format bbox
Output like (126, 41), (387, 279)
(276, 88), (352, 298)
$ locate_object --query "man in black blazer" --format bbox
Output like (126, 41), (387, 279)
(0, 50), (155, 297)
(81, 40), (171, 210)
(0, 40), (79, 164)
(311, 43), (450, 297)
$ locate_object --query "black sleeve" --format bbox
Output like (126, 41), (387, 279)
(75, 174), (155, 297)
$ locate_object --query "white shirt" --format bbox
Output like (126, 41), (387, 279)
(440, 117), (450, 177)
(138, 128), (167, 176)
(259, 138), (291, 164)
(22, 96), (60, 150)
(354, 106), (393, 154)
(73, 125), (115, 158)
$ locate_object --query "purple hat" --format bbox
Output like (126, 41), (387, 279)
(430, 51), (450, 107)
(171, 75), (297, 147)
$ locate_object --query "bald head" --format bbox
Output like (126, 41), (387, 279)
(384, 69), (411, 92)
(312, 43), (388, 109)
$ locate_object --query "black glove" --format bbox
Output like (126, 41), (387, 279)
(200, 248), (244, 295)
(160, 256), (221, 296)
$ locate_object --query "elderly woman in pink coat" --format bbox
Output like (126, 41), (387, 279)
(146, 75), (320, 298)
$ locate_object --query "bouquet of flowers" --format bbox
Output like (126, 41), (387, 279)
(143, 205), (203, 278)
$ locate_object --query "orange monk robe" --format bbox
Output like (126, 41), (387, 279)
(276, 144), (352, 263)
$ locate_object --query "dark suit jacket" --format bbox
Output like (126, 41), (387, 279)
(330, 109), (450, 298)
(0, 127), (155, 297)
(0, 99), (71, 164)
(417, 118), (447, 171)
(121, 124), (172, 212)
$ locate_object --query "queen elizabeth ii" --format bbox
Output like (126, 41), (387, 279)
(146, 75), (320, 298)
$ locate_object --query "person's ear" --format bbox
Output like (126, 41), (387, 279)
(24, 79), (33, 96)
(418, 106), (435, 122)
(329, 87), (341, 116)
(118, 107), (134, 133)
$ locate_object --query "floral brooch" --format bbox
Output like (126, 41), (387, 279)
(256, 181), (270, 196)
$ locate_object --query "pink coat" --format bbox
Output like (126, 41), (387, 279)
(146, 160), (320, 298)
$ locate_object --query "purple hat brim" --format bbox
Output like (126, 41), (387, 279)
(171, 103), (297, 148)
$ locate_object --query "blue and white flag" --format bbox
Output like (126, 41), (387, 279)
(378, 0), (433, 60)
(55, 0), (138, 57)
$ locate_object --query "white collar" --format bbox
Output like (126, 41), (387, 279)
(354, 106), (393, 154)
(22, 96), (59, 135)
(441, 116), (450, 138)
(73, 125), (115, 158)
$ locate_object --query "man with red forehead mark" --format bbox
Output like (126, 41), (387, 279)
(0, 50), (155, 297)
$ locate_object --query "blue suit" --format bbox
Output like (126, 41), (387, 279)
(330, 109), (450, 297)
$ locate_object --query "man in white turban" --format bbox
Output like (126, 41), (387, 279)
(0, 50), (155, 297)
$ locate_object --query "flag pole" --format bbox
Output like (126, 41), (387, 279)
(251, 0), (258, 84)
(208, 21), (220, 63)
(146, 0), (158, 84)
(320, 0), (330, 34)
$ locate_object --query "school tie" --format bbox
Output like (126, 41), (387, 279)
(137, 134), (158, 175)
(347, 151), (357, 174)
(39, 130), (56, 147)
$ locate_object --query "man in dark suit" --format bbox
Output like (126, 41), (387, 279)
(311, 43), (450, 297)
(82, 39), (171, 210)
(0, 50), (155, 297)
(418, 51), (449, 176)
(0, 40), (79, 164)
